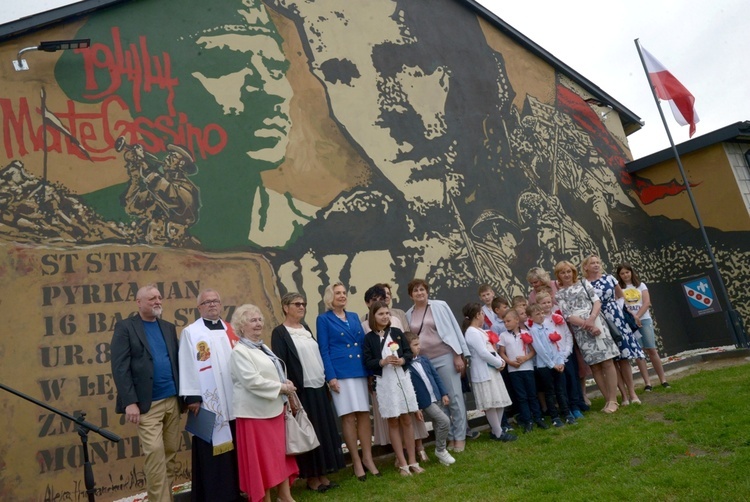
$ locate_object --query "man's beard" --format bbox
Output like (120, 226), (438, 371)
(152, 306), (163, 318)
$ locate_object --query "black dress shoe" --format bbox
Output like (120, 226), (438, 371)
(323, 481), (340, 490)
(307, 483), (329, 492)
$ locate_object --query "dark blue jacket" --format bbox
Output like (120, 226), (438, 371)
(409, 356), (449, 410)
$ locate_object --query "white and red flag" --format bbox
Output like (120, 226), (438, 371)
(641, 46), (699, 137)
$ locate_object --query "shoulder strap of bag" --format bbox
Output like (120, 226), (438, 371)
(414, 305), (430, 336)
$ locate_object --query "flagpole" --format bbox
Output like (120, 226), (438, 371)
(634, 38), (748, 348)
(40, 86), (51, 214)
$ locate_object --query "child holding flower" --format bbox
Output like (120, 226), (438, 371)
(537, 291), (588, 418)
(527, 303), (576, 426)
(499, 309), (548, 433)
(462, 303), (517, 442)
(363, 301), (423, 476)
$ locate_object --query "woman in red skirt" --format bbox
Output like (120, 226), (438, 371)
(231, 304), (299, 502)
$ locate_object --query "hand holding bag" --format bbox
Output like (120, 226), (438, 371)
(285, 391), (320, 455)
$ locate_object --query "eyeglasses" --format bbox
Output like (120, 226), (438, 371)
(290, 302), (307, 308)
(199, 299), (221, 306)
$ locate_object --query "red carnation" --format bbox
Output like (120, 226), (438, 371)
(486, 330), (499, 346)
(552, 313), (564, 325)
(548, 331), (562, 350)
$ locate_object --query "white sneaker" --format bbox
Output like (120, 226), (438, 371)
(435, 449), (455, 466)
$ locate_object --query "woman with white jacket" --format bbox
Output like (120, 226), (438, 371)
(406, 278), (470, 451)
(230, 304), (298, 502)
(461, 302), (517, 443)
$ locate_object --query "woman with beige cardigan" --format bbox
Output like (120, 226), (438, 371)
(231, 304), (298, 502)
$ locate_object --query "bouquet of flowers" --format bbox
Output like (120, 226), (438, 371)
(388, 340), (410, 412)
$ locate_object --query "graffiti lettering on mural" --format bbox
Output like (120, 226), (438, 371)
(0, 96), (226, 162)
(80, 27), (179, 115)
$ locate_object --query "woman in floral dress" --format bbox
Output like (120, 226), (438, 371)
(582, 255), (645, 406)
(554, 260), (620, 413)
(581, 255), (646, 406)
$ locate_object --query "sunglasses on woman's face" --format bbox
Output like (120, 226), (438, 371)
(291, 302), (307, 308)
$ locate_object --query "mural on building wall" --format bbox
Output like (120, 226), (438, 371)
(1, 0), (749, 500)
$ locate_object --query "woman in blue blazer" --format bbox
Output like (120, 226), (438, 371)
(316, 282), (380, 480)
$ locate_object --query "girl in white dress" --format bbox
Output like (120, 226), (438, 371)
(363, 302), (422, 476)
(462, 303), (517, 442)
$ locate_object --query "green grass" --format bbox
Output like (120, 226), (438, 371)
(290, 363), (750, 501)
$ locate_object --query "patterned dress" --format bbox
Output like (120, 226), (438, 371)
(589, 275), (645, 360)
(556, 280), (620, 365)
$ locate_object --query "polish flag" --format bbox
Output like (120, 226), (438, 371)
(642, 47), (699, 137)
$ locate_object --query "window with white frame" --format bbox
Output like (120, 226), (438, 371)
(723, 142), (750, 215)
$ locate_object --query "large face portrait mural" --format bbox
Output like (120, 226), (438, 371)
(1, 0), (746, 340)
(1, 0), (749, 498)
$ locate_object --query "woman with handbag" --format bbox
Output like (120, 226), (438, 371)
(230, 304), (298, 502)
(271, 293), (345, 493)
(554, 261), (621, 413)
(582, 255), (646, 406)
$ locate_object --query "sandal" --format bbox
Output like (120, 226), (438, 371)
(398, 465), (412, 477)
(602, 401), (619, 414)
(408, 463), (425, 474)
(631, 397), (642, 405)
(417, 449), (429, 462)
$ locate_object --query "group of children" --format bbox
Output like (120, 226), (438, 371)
(362, 283), (595, 475)
(359, 258), (673, 481)
(480, 286), (588, 434)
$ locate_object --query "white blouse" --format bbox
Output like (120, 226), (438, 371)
(288, 326), (326, 388)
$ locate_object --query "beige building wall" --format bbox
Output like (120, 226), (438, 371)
(630, 143), (750, 232)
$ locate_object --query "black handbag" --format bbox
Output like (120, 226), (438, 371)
(602, 315), (623, 345)
(622, 308), (640, 333)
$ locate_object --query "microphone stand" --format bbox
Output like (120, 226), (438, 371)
(0, 382), (120, 502)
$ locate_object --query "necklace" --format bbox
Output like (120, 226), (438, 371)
(334, 310), (348, 322)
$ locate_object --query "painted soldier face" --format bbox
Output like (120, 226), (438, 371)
(190, 4), (292, 165)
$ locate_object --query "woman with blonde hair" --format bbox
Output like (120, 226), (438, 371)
(316, 282), (380, 480)
(582, 255), (645, 406)
(526, 267), (558, 304)
(554, 261), (620, 413)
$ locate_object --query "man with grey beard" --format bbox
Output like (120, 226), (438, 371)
(111, 284), (181, 502)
